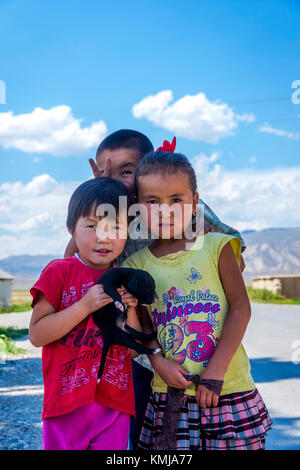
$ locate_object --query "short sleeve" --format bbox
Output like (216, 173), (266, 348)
(225, 237), (241, 265)
(30, 260), (64, 311)
(121, 250), (145, 270)
(121, 256), (136, 269)
(207, 233), (241, 267)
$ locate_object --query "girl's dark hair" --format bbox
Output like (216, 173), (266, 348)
(67, 177), (132, 233)
(135, 151), (198, 195)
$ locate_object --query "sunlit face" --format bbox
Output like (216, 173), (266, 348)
(70, 209), (128, 269)
(137, 171), (199, 240)
(96, 148), (141, 200)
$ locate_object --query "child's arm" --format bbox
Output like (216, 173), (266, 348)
(118, 288), (143, 358)
(29, 284), (113, 347)
(196, 242), (251, 407)
(240, 254), (246, 272)
(150, 352), (193, 389)
(139, 305), (193, 390)
(64, 237), (78, 258)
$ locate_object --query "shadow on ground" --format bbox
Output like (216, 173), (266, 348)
(1, 355), (300, 450)
(265, 417), (300, 450)
(250, 357), (300, 450)
(250, 357), (300, 383)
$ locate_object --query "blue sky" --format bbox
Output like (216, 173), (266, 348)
(0, 0), (299, 257)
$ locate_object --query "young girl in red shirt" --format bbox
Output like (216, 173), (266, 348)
(29, 177), (141, 450)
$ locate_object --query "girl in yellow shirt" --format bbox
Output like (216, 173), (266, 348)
(123, 139), (272, 450)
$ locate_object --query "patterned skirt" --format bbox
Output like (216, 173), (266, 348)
(137, 388), (272, 451)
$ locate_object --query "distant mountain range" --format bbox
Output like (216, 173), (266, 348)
(241, 227), (300, 283)
(0, 227), (300, 289)
(0, 254), (60, 289)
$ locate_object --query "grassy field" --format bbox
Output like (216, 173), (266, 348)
(0, 290), (32, 314)
(246, 286), (300, 304)
(0, 291), (30, 354)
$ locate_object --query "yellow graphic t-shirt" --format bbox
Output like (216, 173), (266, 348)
(122, 232), (255, 397)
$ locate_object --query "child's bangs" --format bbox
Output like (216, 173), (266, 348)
(135, 150), (198, 195)
(67, 177), (131, 233)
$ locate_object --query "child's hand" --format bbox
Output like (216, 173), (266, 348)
(89, 157), (112, 178)
(196, 383), (220, 408)
(151, 356), (193, 390)
(81, 284), (113, 314)
(89, 158), (101, 178)
(196, 367), (225, 408)
(117, 287), (138, 308)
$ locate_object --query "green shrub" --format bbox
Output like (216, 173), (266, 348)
(0, 302), (32, 314)
(0, 327), (28, 356)
(0, 327), (29, 339)
(247, 286), (300, 304)
(0, 334), (26, 355)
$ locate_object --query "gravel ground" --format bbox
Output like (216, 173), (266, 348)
(0, 311), (43, 450)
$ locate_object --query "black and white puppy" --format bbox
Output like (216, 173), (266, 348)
(93, 267), (159, 380)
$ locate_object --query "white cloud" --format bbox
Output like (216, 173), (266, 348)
(132, 90), (255, 143)
(1, 162), (300, 259)
(26, 174), (57, 196)
(193, 154), (300, 231)
(259, 122), (300, 140)
(236, 113), (256, 123)
(0, 175), (80, 258)
(19, 213), (56, 232)
(0, 105), (107, 156)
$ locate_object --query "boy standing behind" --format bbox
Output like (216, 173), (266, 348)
(64, 129), (246, 449)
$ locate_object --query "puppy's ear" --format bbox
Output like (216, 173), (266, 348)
(126, 277), (139, 296)
(99, 269), (123, 304)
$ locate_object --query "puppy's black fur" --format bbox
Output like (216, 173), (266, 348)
(93, 267), (158, 379)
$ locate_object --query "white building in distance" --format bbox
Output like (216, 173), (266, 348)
(0, 268), (14, 307)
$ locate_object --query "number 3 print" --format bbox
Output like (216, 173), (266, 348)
(158, 321), (216, 364)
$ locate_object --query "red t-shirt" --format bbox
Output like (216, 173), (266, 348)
(30, 256), (135, 420)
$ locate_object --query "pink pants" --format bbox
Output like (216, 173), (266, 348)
(42, 401), (130, 450)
